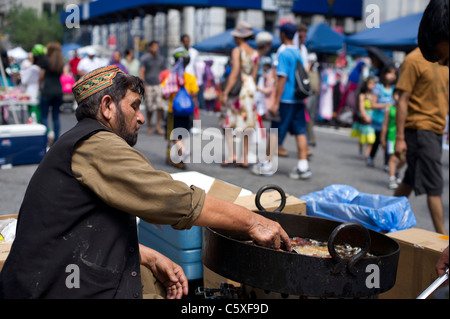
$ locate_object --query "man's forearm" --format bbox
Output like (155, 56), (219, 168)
(193, 194), (254, 232)
(274, 76), (287, 107)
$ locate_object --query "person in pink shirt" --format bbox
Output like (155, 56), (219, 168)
(60, 65), (75, 94)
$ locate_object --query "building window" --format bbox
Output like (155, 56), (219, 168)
(264, 11), (276, 32)
(43, 2), (52, 15)
(55, 4), (64, 14)
(225, 10), (237, 30)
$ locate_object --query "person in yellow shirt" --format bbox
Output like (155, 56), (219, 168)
(162, 49), (199, 169)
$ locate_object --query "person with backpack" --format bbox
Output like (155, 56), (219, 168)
(162, 48), (199, 169)
(251, 22), (311, 179)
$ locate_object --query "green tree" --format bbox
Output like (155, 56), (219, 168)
(3, 5), (63, 51)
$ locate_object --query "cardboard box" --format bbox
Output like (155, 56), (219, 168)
(234, 191), (306, 215)
(379, 228), (449, 299)
(169, 171), (306, 213)
(0, 214), (18, 272)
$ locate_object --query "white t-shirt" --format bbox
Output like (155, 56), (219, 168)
(20, 64), (41, 101)
(77, 57), (106, 75)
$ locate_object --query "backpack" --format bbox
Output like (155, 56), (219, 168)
(294, 60), (312, 100)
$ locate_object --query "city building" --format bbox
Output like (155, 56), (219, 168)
(58, 0), (365, 61)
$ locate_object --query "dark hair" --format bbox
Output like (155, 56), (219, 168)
(180, 34), (189, 42)
(298, 23), (308, 32)
(379, 64), (397, 86)
(149, 40), (159, 47)
(418, 0), (449, 62)
(360, 76), (375, 94)
(75, 73), (145, 121)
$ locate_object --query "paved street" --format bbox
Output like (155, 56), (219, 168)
(1, 109), (448, 234)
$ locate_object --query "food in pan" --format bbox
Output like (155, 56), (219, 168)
(290, 237), (374, 258)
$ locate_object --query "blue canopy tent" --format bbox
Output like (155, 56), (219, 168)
(61, 43), (82, 58)
(346, 12), (424, 52)
(193, 29), (281, 54)
(305, 23), (367, 56)
(306, 23), (344, 54)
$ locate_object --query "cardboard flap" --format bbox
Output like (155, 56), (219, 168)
(234, 191), (306, 214)
(207, 179), (242, 203)
(389, 228), (449, 252)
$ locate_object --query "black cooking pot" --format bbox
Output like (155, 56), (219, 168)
(202, 185), (400, 298)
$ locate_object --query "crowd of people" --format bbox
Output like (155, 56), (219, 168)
(2, 15), (448, 234)
(0, 0), (448, 300)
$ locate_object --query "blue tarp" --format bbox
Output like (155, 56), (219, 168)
(300, 184), (417, 233)
(346, 12), (424, 52)
(193, 29), (281, 54)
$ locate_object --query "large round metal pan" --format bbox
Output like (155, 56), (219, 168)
(202, 185), (400, 298)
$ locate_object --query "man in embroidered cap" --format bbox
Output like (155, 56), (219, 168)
(0, 66), (291, 299)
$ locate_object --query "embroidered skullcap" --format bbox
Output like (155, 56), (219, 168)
(72, 65), (123, 103)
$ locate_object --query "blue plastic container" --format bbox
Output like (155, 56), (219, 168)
(138, 220), (203, 280)
(138, 220), (202, 250)
(0, 124), (47, 166)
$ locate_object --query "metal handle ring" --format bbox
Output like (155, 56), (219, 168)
(255, 184), (287, 212)
(327, 222), (371, 276)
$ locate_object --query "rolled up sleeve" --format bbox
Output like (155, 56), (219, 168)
(72, 131), (205, 230)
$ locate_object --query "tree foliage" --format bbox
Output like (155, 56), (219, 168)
(3, 5), (63, 51)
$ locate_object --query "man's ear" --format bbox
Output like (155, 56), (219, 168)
(99, 95), (114, 121)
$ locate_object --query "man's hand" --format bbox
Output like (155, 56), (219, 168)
(247, 214), (292, 251)
(139, 244), (188, 299)
(394, 137), (407, 160)
(269, 103), (279, 118)
(436, 246), (449, 277)
(195, 195), (292, 252)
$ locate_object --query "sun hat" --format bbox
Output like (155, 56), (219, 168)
(231, 21), (254, 38)
(72, 65), (123, 103)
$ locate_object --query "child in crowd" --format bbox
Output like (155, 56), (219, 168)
(256, 56), (275, 120)
(380, 90), (406, 189)
(350, 77), (376, 160)
(60, 64), (75, 95)
(366, 65), (397, 167)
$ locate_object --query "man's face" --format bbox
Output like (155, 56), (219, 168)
(113, 90), (144, 146)
(182, 36), (190, 48)
(436, 40), (449, 67)
(149, 43), (159, 55)
(298, 30), (307, 45)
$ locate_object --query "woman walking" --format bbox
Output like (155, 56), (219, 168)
(39, 42), (65, 145)
(221, 21), (259, 168)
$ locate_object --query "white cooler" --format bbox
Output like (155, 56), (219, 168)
(0, 124), (47, 166)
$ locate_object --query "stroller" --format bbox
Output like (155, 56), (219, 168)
(60, 92), (77, 113)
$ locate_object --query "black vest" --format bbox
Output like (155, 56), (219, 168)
(0, 118), (142, 299)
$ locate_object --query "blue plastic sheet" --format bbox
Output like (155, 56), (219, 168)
(300, 184), (416, 233)
(172, 86), (194, 117)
